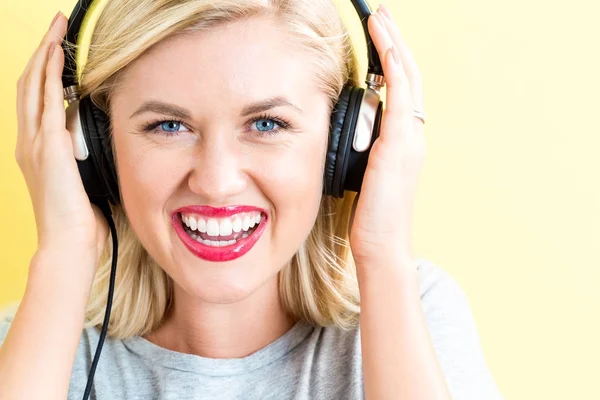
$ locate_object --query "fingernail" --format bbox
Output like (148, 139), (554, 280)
(373, 11), (384, 27)
(391, 45), (400, 65)
(48, 41), (57, 59)
(49, 11), (61, 30)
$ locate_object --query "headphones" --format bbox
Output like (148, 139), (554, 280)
(61, 1), (384, 399)
(63, 0), (385, 208)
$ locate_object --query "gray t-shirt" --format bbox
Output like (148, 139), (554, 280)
(0, 259), (503, 399)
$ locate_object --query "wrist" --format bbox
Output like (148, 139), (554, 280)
(356, 254), (418, 284)
(27, 247), (97, 306)
(355, 251), (416, 272)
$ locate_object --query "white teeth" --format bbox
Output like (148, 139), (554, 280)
(206, 219), (219, 237)
(232, 216), (242, 233)
(198, 218), (207, 233)
(182, 212), (263, 235)
(219, 218), (233, 236)
(188, 216), (198, 231)
(187, 235), (240, 247)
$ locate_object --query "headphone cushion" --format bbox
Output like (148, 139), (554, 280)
(325, 86), (352, 196)
(80, 97), (121, 205)
(326, 85), (364, 197)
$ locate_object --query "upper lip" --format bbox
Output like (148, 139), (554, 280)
(174, 205), (267, 218)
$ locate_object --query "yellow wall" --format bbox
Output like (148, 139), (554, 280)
(1, 0), (598, 399)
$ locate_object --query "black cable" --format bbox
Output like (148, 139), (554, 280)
(82, 200), (118, 400)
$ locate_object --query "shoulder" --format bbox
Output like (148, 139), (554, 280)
(318, 258), (503, 400)
(316, 258), (466, 335)
(0, 305), (132, 399)
(415, 258), (504, 399)
(311, 258), (467, 360)
(413, 258), (486, 348)
(0, 303), (103, 354)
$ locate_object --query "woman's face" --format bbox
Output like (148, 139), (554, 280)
(109, 16), (331, 303)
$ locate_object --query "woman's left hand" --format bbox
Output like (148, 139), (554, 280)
(349, 5), (426, 271)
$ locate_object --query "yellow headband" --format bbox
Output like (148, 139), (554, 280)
(74, 0), (108, 81)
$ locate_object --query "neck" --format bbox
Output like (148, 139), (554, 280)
(144, 274), (297, 359)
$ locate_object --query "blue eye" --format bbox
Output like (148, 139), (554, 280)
(250, 114), (291, 136)
(160, 121), (182, 133)
(141, 119), (188, 136)
(254, 118), (277, 132)
(141, 114), (291, 138)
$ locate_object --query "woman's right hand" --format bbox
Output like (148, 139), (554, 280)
(15, 12), (109, 270)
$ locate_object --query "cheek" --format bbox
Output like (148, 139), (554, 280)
(257, 134), (328, 220)
(114, 135), (184, 232)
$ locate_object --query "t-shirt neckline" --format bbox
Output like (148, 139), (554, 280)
(122, 320), (315, 376)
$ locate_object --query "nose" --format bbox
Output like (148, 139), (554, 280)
(187, 133), (247, 202)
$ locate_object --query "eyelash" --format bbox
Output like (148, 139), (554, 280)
(140, 113), (292, 137)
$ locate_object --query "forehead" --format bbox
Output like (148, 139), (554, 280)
(117, 16), (320, 108)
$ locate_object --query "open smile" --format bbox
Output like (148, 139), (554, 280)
(171, 205), (268, 262)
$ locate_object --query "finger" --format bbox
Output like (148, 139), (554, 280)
(17, 50), (38, 130)
(18, 12), (60, 117)
(378, 4), (423, 109)
(368, 11), (413, 141)
(17, 13), (65, 160)
(22, 14), (68, 139)
(41, 41), (66, 136)
(17, 13), (63, 147)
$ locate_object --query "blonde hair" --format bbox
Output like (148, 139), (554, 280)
(79, 0), (362, 339)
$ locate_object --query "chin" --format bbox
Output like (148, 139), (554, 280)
(171, 256), (277, 305)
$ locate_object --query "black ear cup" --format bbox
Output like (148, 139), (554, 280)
(332, 86), (363, 198)
(324, 85), (352, 197)
(343, 95), (383, 193)
(78, 97), (121, 206)
(325, 85), (382, 198)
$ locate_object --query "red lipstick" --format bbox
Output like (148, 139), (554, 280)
(171, 205), (268, 262)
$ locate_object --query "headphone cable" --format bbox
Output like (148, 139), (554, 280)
(82, 199), (118, 400)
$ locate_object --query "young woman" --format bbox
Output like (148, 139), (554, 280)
(0, 0), (502, 398)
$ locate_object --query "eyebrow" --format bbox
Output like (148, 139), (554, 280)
(129, 97), (303, 119)
(240, 97), (303, 116)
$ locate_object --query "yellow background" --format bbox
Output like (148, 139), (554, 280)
(1, 0), (599, 399)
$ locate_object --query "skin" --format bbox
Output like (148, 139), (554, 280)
(109, 16), (330, 357)
(1, 4), (452, 399)
(352, 6), (452, 399)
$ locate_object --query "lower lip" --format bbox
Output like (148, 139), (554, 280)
(171, 213), (267, 262)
